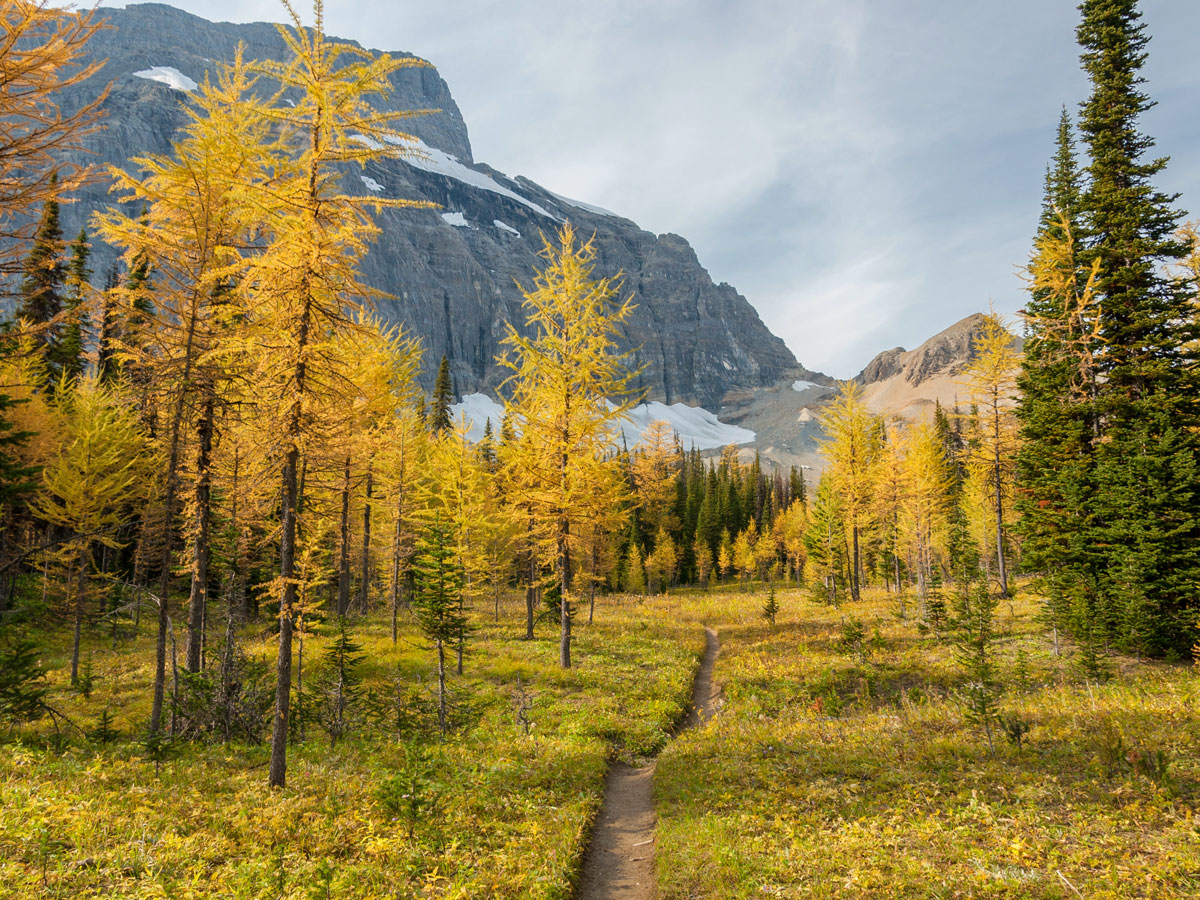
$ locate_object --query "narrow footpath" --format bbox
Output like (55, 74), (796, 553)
(576, 627), (721, 900)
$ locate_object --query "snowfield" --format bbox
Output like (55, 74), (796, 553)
(446, 394), (755, 451)
(360, 175), (384, 193)
(792, 380), (819, 392)
(387, 137), (557, 220)
(441, 212), (470, 228)
(615, 402), (755, 450)
(449, 393), (506, 443)
(547, 190), (619, 219)
(132, 66), (198, 92)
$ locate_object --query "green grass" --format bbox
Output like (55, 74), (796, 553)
(655, 586), (1200, 899)
(0, 593), (703, 899)
(5, 582), (1197, 898)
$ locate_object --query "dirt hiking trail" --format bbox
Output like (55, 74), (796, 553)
(576, 627), (721, 900)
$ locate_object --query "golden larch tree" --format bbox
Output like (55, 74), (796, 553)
(500, 224), (637, 668)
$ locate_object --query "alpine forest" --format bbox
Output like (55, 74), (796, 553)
(1, 1), (1198, 898)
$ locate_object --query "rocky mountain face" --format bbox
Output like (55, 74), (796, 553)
(853, 313), (1021, 421)
(718, 313), (1022, 477)
(45, 3), (799, 407)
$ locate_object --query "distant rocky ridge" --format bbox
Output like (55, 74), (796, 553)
(853, 313), (1022, 421)
(719, 313), (1020, 476)
(44, 3), (800, 407)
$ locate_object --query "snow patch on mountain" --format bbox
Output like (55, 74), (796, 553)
(386, 137), (557, 220)
(442, 212), (469, 228)
(494, 219), (520, 236)
(449, 393), (505, 442)
(792, 380), (818, 392)
(548, 190), (618, 219)
(447, 395), (753, 451)
(360, 175), (384, 193)
(616, 402), (755, 451)
(132, 66), (197, 92)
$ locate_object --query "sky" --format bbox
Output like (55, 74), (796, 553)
(102, 1), (1200, 377)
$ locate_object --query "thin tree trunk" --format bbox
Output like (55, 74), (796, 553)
(559, 516), (572, 669)
(169, 618), (180, 736)
(358, 464), (372, 615)
(851, 523), (861, 603)
(70, 544), (87, 686)
(390, 487), (404, 645)
(150, 442), (181, 738)
(993, 440), (1009, 599)
(220, 605), (236, 742)
(436, 637), (446, 738)
(336, 453), (351, 618)
(269, 280), (311, 788)
(296, 616), (304, 742)
(186, 394), (215, 673)
(524, 516), (535, 640)
(456, 587), (465, 676)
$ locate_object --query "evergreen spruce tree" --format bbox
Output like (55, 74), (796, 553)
(761, 584), (778, 625)
(316, 618), (365, 747)
(96, 265), (121, 384)
(54, 228), (90, 385)
(0, 395), (36, 509)
(17, 177), (66, 378)
(431, 354), (453, 434)
(412, 516), (465, 737)
(1076, 0), (1200, 657)
(1016, 111), (1102, 656)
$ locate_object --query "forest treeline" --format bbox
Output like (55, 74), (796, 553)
(1, 0), (1198, 792)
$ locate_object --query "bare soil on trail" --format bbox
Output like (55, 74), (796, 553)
(576, 627), (721, 900)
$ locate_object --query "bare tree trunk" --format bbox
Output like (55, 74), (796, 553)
(228, 448), (248, 622)
(456, 588), (465, 676)
(270, 369), (306, 787)
(270, 448), (300, 786)
(559, 516), (572, 669)
(150, 438), (182, 738)
(220, 610), (235, 742)
(336, 453), (351, 618)
(524, 515), (536, 640)
(186, 394), (215, 673)
(169, 618), (180, 736)
(851, 524), (862, 603)
(358, 464), (372, 615)
(993, 441), (1009, 600)
(70, 544), (87, 686)
(436, 637), (447, 738)
(390, 490), (403, 645)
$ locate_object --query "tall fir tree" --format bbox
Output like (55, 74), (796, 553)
(430, 354), (453, 434)
(17, 176), (66, 380)
(1016, 113), (1105, 655)
(1077, 0), (1200, 657)
(54, 228), (90, 385)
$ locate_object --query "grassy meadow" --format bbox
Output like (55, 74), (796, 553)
(2, 583), (1198, 898)
(0, 593), (702, 900)
(654, 586), (1200, 899)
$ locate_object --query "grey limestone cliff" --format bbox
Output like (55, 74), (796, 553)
(46, 3), (798, 408)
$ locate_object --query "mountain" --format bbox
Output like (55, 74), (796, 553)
(42, 3), (799, 408)
(854, 312), (1022, 421)
(712, 314), (1021, 476)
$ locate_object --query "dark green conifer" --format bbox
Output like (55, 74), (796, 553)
(17, 178), (66, 372)
(96, 265), (121, 384)
(1016, 109), (1104, 658)
(316, 618), (365, 747)
(430, 354), (453, 434)
(412, 517), (466, 737)
(1077, 0), (1200, 657)
(53, 228), (91, 385)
